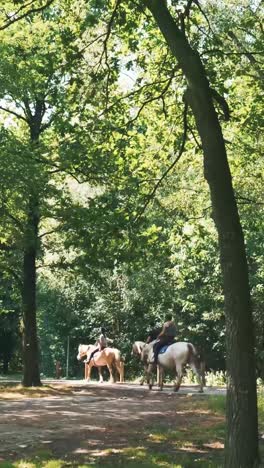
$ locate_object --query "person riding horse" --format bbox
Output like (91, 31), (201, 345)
(153, 313), (177, 364)
(145, 322), (161, 344)
(86, 327), (113, 364)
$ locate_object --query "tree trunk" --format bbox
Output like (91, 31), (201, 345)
(3, 355), (9, 374)
(22, 194), (41, 387)
(21, 116), (43, 387)
(145, 1), (259, 466)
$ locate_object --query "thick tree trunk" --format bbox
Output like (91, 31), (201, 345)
(145, 1), (259, 466)
(21, 117), (43, 387)
(22, 195), (41, 387)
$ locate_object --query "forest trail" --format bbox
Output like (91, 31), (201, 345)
(0, 382), (226, 465)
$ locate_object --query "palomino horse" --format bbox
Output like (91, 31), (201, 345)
(141, 341), (205, 392)
(77, 344), (123, 383)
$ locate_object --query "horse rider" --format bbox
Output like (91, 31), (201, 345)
(152, 313), (177, 364)
(146, 321), (161, 344)
(86, 327), (113, 364)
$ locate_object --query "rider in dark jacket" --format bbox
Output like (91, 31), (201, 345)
(153, 314), (177, 364)
(146, 322), (161, 344)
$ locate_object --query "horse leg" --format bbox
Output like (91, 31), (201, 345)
(174, 363), (183, 392)
(140, 365), (148, 385)
(115, 360), (125, 383)
(113, 359), (122, 382)
(98, 366), (104, 383)
(119, 361), (125, 383)
(140, 374), (145, 385)
(158, 366), (164, 391)
(107, 363), (115, 383)
(86, 363), (92, 382)
(147, 363), (155, 390)
(190, 361), (204, 393)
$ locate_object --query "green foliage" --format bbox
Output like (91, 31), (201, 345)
(0, 0), (262, 383)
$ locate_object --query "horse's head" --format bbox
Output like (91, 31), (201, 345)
(77, 344), (90, 361)
(141, 343), (153, 364)
(131, 341), (145, 357)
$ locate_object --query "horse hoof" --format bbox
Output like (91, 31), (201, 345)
(149, 385), (153, 390)
(198, 389), (204, 393)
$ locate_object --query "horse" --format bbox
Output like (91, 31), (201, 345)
(141, 341), (206, 392)
(131, 341), (146, 357)
(131, 341), (148, 385)
(77, 344), (123, 383)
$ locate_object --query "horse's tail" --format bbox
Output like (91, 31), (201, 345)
(114, 348), (122, 362)
(112, 349), (125, 382)
(188, 343), (206, 386)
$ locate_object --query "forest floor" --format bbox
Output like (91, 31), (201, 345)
(0, 380), (263, 467)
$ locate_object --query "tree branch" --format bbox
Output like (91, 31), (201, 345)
(38, 227), (62, 239)
(97, 0), (122, 107)
(202, 49), (264, 57)
(235, 193), (264, 206)
(0, 242), (14, 251)
(227, 31), (264, 80)
(133, 103), (188, 223)
(1, 266), (23, 288)
(210, 88), (230, 121)
(0, 0), (55, 30)
(125, 66), (179, 126)
(0, 105), (28, 122)
(98, 74), (178, 118)
(0, 198), (24, 231)
(193, 0), (215, 36)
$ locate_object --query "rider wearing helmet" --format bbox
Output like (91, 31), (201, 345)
(86, 327), (113, 364)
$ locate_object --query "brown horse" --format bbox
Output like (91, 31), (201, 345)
(77, 344), (124, 383)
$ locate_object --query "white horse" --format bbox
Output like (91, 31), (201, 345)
(131, 341), (148, 385)
(77, 344), (123, 383)
(141, 341), (205, 392)
(131, 341), (146, 357)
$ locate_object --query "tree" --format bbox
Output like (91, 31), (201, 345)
(89, 0), (259, 465)
(126, 1), (258, 466)
(0, 0), (117, 386)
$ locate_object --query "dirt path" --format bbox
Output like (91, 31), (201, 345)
(0, 382), (226, 466)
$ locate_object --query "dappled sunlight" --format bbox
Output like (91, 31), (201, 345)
(178, 444), (208, 454)
(0, 384), (228, 467)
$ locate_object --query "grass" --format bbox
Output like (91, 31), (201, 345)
(0, 382), (77, 399)
(0, 451), (225, 468)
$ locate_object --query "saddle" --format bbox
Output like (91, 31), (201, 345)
(158, 344), (172, 355)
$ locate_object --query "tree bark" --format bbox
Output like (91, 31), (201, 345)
(3, 355), (9, 374)
(22, 194), (41, 387)
(21, 113), (43, 387)
(145, 1), (259, 466)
